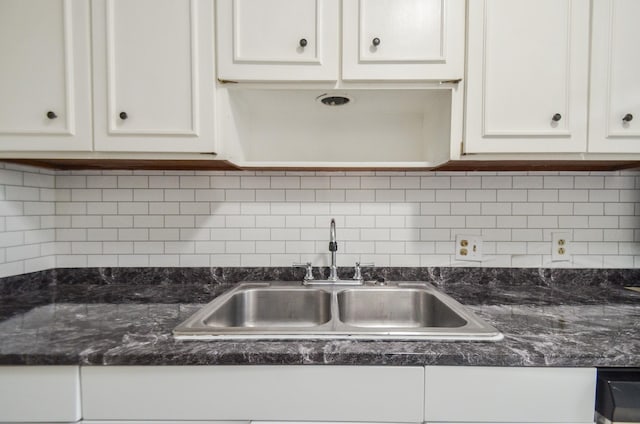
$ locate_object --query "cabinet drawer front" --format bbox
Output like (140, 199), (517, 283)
(81, 365), (424, 422)
(425, 366), (596, 423)
(0, 366), (81, 422)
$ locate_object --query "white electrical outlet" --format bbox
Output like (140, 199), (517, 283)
(552, 232), (571, 262)
(455, 235), (483, 262)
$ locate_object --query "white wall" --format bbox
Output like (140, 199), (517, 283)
(1, 162), (639, 278)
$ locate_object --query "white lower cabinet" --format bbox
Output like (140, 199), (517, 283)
(76, 365), (596, 424)
(80, 366), (424, 422)
(0, 366), (81, 423)
(424, 366), (596, 423)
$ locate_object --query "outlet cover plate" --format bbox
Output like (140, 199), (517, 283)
(455, 235), (483, 262)
(552, 232), (571, 262)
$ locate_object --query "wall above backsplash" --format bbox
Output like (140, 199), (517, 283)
(0, 162), (639, 278)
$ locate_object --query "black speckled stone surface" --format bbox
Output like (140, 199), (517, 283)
(0, 267), (639, 366)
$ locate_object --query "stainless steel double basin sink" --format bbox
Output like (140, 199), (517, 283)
(173, 281), (502, 341)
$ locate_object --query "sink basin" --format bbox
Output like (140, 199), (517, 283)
(173, 281), (502, 341)
(204, 287), (331, 328)
(337, 288), (467, 328)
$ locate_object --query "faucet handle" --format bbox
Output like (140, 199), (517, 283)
(352, 262), (375, 281)
(293, 262), (314, 281)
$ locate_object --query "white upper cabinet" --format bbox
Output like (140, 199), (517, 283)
(0, 0), (92, 151)
(342, 0), (465, 81)
(216, 0), (463, 82)
(589, 0), (640, 153)
(92, 0), (216, 152)
(217, 0), (340, 81)
(465, 0), (590, 153)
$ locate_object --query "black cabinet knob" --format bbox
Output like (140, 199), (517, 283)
(299, 38), (307, 48)
(623, 113), (633, 123)
(46, 111), (57, 119)
(372, 37), (381, 47)
(552, 113), (562, 122)
(119, 112), (128, 120)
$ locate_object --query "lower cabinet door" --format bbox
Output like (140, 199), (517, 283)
(424, 366), (596, 423)
(0, 365), (81, 422)
(80, 365), (424, 422)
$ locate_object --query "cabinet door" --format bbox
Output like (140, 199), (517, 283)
(589, 0), (640, 153)
(425, 366), (596, 423)
(0, 0), (92, 151)
(217, 0), (339, 81)
(0, 366), (81, 422)
(342, 0), (464, 80)
(465, 0), (590, 153)
(92, 0), (216, 152)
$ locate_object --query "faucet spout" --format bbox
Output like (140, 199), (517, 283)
(328, 219), (338, 281)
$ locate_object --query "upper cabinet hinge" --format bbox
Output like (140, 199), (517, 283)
(440, 78), (463, 85)
(217, 78), (238, 84)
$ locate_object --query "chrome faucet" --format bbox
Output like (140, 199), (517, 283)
(328, 218), (338, 281)
(292, 218), (374, 285)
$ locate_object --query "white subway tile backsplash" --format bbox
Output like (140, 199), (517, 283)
(103, 189), (133, 202)
(435, 216), (465, 228)
(87, 175), (118, 188)
(590, 189), (619, 202)
(286, 190), (316, 202)
(23, 202), (55, 216)
(226, 189), (255, 202)
(86, 202), (118, 215)
(195, 189), (224, 201)
(482, 176), (512, 189)
(271, 176), (300, 189)
(1, 166), (639, 275)
(103, 215), (133, 228)
(256, 189), (285, 202)
(6, 216), (40, 231)
(573, 203), (604, 216)
(72, 216), (102, 228)
(346, 189), (375, 202)
(0, 169), (23, 186)
(180, 176), (210, 189)
(512, 176), (543, 189)
(134, 215), (164, 228)
(435, 190), (465, 202)
(575, 176), (604, 189)
(315, 190), (346, 202)
(604, 176), (635, 189)
(88, 229), (118, 241)
(118, 228), (149, 241)
(421, 176), (450, 189)
(133, 189), (164, 202)
(5, 186), (40, 201)
(620, 190), (640, 202)
(163, 215), (194, 228)
(543, 203), (573, 215)
(165, 189), (194, 202)
(149, 176), (179, 189)
(149, 228), (180, 241)
(376, 190), (405, 202)
(56, 176), (86, 188)
(497, 189), (526, 202)
(255, 215), (286, 228)
(118, 176), (148, 188)
(300, 176), (331, 189)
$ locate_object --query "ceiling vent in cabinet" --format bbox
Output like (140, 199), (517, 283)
(317, 94), (352, 107)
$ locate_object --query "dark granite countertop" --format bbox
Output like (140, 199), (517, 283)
(1, 267), (639, 367)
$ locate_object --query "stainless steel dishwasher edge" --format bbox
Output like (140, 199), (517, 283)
(596, 368), (640, 424)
